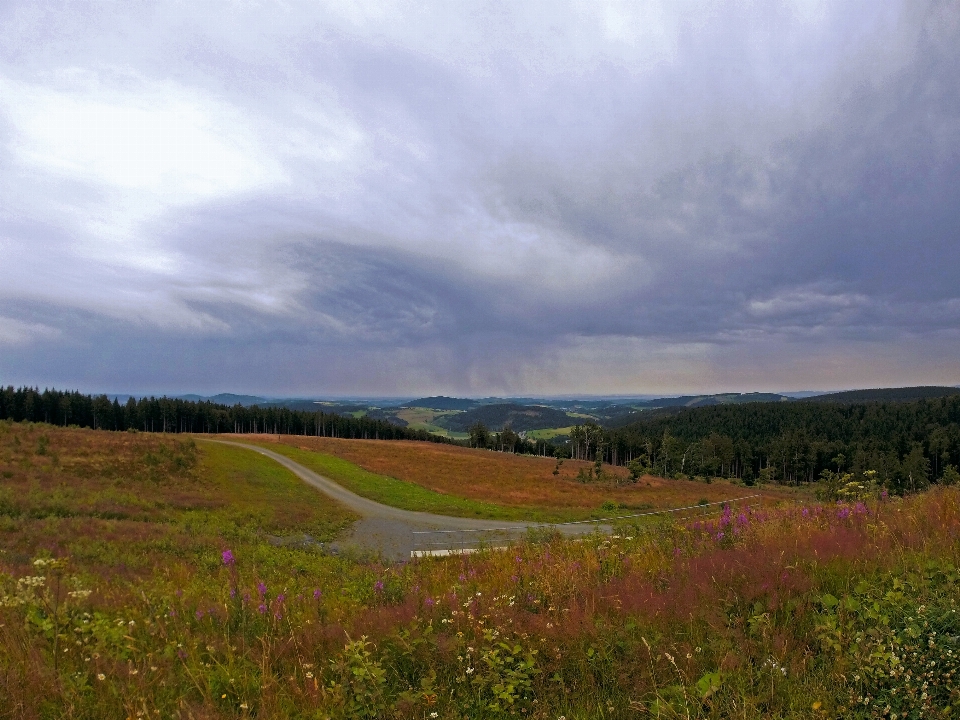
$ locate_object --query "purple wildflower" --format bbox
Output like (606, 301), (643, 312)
(221, 549), (235, 566)
(424, 597), (435, 607)
(258, 603), (267, 614)
(195, 610), (203, 620)
(313, 588), (322, 600)
(374, 580), (384, 593)
(257, 582), (267, 597)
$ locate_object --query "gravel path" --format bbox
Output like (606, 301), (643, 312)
(218, 440), (608, 559)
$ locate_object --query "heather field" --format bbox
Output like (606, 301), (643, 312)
(2, 422), (960, 719)
(241, 435), (797, 521)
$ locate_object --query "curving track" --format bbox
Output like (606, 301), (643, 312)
(216, 440), (608, 559)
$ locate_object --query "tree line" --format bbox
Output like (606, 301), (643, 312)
(467, 421), (558, 457)
(580, 396), (960, 493)
(0, 386), (454, 445)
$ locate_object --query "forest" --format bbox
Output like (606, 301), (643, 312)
(0, 386), (450, 445)
(596, 395), (960, 492)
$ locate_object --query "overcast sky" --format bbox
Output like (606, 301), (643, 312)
(1, 1), (959, 397)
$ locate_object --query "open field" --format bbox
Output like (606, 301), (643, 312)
(393, 407), (470, 439)
(240, 435), (800, 519)
(2, 423), (959, 718)
(524, 425), (574, 440)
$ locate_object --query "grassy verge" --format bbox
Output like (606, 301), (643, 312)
(246, 441), (603, 523)
(195, 440), (358, 542)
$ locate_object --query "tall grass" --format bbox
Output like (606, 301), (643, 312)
(1, 422), (959, 718)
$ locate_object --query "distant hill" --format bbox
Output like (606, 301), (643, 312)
(803, 386), (960, 404)
(634, 392), (791, 409)
(274, 400), (373, 415)
(439, 403), (575, 432)
(401, 396), (478, 411)
(365, 408), (409, 426)
(178, 393), (269, 406)
(600, 393), (792, 426)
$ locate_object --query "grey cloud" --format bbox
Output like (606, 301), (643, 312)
(1, 0), (959, 394)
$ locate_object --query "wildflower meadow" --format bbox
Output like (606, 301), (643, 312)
(1, 421), (959, 718)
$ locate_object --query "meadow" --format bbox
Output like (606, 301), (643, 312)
(1, 422), (958, 719)
(392, 409), (470, 440)
(242, 435), (796, 522)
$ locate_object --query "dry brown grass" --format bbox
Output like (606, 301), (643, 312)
(242, 434), (799, 512)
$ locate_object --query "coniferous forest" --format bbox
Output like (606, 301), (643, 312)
(0, 386), (448, 444)
(602, 395), (960, 491)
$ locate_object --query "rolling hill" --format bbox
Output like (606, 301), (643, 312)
(438, 403), (575, 432)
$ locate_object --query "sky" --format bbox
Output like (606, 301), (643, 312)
(1, 0), (959, 397)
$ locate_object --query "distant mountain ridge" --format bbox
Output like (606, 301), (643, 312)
(177, 393), (269, 406)
(802, 386), (960, 403)
(171, 387), (960, 420)
(400, 396), (478, 411)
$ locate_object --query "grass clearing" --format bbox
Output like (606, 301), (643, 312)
(524, 425), (574, 440)
(242, 434), (798, 515)
(242, 442), (606, 523)
(394, 407), (470, 439)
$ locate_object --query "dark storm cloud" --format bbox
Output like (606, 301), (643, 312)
(1, 0), (959, 394)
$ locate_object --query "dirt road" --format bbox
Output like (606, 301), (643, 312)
(218, 440), (608, 559)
